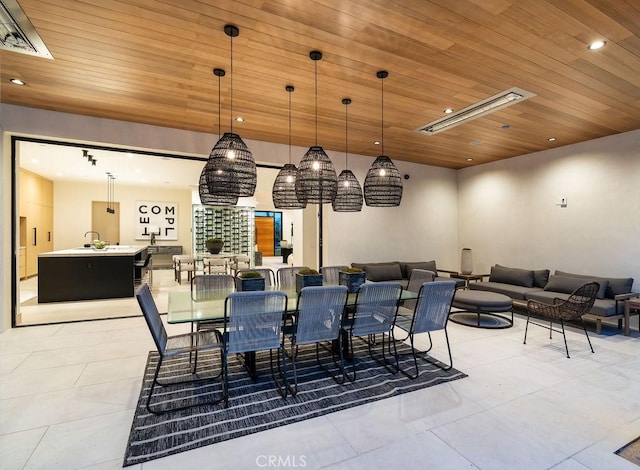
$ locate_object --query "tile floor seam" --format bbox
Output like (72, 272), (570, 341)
(22, 425), (49, 470)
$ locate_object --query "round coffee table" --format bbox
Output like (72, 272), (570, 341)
(450, 290), (513, 329)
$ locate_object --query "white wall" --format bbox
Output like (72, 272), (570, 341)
(324, 149), (460, 270)
(54, 181), (193, 252)
(458, 129), (640, 287)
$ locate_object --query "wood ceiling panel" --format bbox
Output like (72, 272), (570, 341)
(1, 0), (639, 170)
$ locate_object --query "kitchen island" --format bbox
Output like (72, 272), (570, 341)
(38, 245), (148, 303)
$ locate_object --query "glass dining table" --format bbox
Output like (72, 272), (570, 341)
(167, 286), (419, 324)
(167, 285), (419, 378)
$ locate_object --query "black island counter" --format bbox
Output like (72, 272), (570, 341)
(38, 245), (148, 303)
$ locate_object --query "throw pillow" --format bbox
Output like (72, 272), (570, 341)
(365, 263), (403, 282)
(403, 261), (437, 279)
(544, 275), (608, 299)
(490, 265), (534, 287)
(554, 270), (612, 299)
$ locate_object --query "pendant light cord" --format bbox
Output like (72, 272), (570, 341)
(217, 74), (221, 137)
(380, 76), (384, 156)
(230, 33), (234, 134)
(314, 59), (318, 145)
(345, 102), (349, 168)
(288, 88), (292, 164)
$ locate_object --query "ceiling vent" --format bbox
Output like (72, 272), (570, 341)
(1, 0), (53, 58)
(416, 87), (535, 135)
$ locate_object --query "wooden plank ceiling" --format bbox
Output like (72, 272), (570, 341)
(1, 0), (639, 169)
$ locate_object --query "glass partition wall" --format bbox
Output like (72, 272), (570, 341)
(11, 137), (288, 326)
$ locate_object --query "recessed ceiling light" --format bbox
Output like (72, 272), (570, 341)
(10, 78), (25, 85)
(502, 124), (511, 129)
(547, 137), (557, 142)
(588, 40), (607, 50)
(235, 116), (244, 122)
(466, 157), (473, 162)
(444, 108), (454, 114)
(469, 140), (483, 146)
(31, 158), (38, 163)
(373, 140), (381, 145)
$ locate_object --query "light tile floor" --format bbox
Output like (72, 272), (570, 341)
(2, 268), (639, 469)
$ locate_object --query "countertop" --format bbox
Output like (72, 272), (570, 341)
(39, 245), (147, 257)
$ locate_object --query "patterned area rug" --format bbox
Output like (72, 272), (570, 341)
(616, 436), (640, 467)
(124, 339), (467, 466)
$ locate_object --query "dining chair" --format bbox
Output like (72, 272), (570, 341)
(222, 290), (289, 406)
(230, 255), (251, 276)
(397, 268), (437, 330)
(341, 282), (403, 381)
(203, 256), (227, 275)
(191, 274), (235, 300)
(282, 285), (349, 395)
(524, 281), (599, 358)
(135, 284), (224, 414)
(237, 268), (276, 288)
(320, 265), (348, 285)
(175, 255), (196, 284)
(394, 280), (457, 377)
(277, 266), (308, 289)
(190, 274), (235, 339)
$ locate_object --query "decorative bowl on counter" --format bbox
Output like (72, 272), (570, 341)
(92, 240), (107, 250)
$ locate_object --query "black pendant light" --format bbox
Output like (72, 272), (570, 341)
(364, 70), (403, 207)
(295, 51), (337, 205)
(333, 98), (363, 212)
(201, 24), (256, 203)
(272, 85), (306, 209)
(198, 68), (239, 205)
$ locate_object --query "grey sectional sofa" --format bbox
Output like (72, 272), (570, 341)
(470, 265), (637, 334)
(350, 260), (464, 289)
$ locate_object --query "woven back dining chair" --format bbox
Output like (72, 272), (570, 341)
(222, 290), (289, 406)
(282, 285), (349, 395)
(277, 266), (308, 289)
(136, 284), (224, 414)
(320, 265), (348, 285)
(524, 281), (599, 358)
(341, 282), (403, 381)
(401, 268), (436, 314)
(395, 280), (457, 377)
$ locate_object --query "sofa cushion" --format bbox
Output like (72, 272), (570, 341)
(403, 261), (437, 279)
(489, 265), (534, 288)
(533, 269), (551, 288)
(555, 270), (633, 299)
(544, 275), (608, 299)
(470, 282), (543, 300)
(364, 263), (403, 282)
(496, 264), (549, 288)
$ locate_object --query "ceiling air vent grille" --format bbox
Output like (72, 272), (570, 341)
(416, 87), (535, 135)
(1, 0), (53, 58)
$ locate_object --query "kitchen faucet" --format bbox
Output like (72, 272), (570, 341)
(84, 231), (101, 240)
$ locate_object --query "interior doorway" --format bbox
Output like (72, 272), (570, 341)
(255, 211), (283, 257)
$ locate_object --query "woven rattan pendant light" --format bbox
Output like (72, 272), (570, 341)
(272, 85), (306, 209)
(201, 24), (256, 202)
(332, 98), (363, 212)
(199, 67), (239, 206)
(364, 70), (403, 207)
(295, 51), (337, 205)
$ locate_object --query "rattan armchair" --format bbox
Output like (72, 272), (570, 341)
(524, 281), (599, 358)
